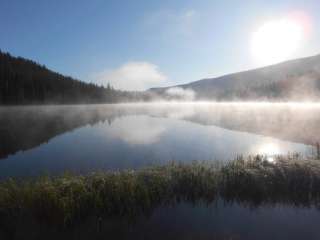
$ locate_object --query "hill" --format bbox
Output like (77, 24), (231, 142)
(0, 51), (135, 104)
(149, 54), (320, 101)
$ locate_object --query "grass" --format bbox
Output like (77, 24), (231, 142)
(1, 155), (320, 233)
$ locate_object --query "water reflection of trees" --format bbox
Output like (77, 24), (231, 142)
(0, 106), (122, 159)
(1, 103), (320, 160)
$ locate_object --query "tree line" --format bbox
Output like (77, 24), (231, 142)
(0, 51), (145, 105)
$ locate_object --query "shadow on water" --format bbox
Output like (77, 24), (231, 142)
(1, 103), (320, 160)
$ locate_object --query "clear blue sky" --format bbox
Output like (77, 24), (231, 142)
(1, 0), (319, 90)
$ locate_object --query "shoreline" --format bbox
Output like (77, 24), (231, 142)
(1, 155), (320, 228)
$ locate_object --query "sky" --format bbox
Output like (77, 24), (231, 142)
(0, 0), (320, 91)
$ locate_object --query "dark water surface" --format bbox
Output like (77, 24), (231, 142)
(102, 202), (320, 240)
(0, 102), (318, 179)
(13, 201), (320, 240)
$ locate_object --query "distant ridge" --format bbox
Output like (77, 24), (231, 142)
(149, 54), (320, 101)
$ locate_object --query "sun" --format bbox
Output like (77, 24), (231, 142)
(251, 18), (303, 65)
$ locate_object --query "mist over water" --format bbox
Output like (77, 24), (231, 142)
(2, 102), (320, 239)
(0, 102), (317, 179)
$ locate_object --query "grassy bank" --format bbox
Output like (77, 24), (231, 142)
(1, 155), (320, 231)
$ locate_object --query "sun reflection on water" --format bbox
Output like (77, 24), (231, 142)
(257, 143), (281, 163)
(258, 143), (281, 156)
(266, 156), (275, 163)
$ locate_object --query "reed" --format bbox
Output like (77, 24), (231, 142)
(1, 155), (320, 232)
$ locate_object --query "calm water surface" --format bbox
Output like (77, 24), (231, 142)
(0, 102), (318, 179)
(102, 202), (320, 240)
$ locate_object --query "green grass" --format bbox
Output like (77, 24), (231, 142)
(1, 155), (320, 231)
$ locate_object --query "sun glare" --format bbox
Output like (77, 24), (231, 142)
(251, 18), (303, 65)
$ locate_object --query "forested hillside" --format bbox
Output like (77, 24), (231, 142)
(0, 51), (136, 104)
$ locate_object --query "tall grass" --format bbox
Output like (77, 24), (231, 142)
(1, 155), (320, 232)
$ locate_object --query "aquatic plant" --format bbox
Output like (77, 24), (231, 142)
(1, 155), (320, 235)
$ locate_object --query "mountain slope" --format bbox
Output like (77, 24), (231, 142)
(0, 51), (128, 104)
(150, 54), (320, 101)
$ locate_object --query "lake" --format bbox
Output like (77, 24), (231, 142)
(94, 202), (320, 240)
(13, 200), (320, 240)
(0, 102), (318, 179)
(2, 102), (320, 240)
